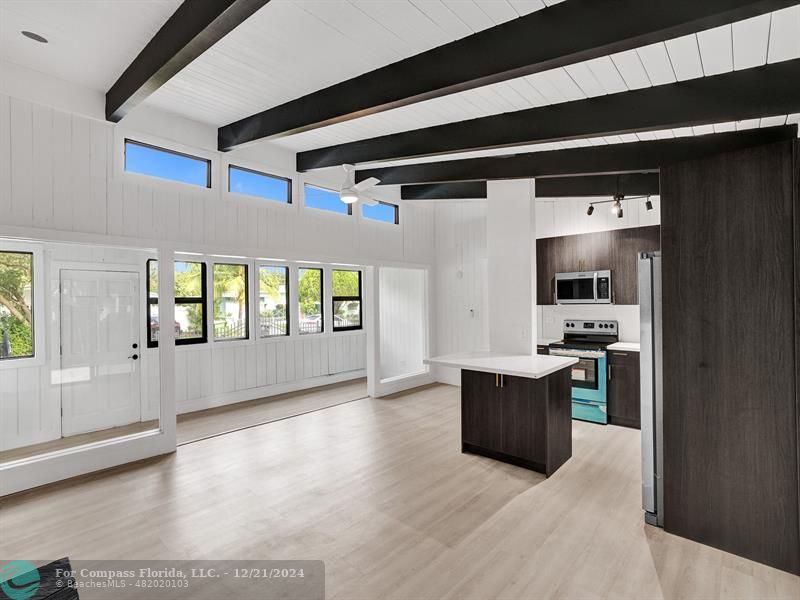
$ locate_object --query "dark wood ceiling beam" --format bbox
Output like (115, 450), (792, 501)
(219, 0), (795, 150)
(401, 182), (488, 200)
(299, 58), (800, 170)
(535, 174), (660, 197)
(106, 0), (270, 122)
(357, 126), (797, 185)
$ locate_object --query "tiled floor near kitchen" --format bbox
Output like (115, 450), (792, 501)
(1, 384), (797, 599)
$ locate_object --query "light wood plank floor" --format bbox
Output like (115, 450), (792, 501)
(177, 378), (368, 444)
(1, 384), (798, 599)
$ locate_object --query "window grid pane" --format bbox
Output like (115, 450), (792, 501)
(298, 268), (323, 335)
(332, 270), (362, 331)
(229, 166), (291, 204)
(259, 266), (289, 337)
(214, 263), (249, 340)
(125, 140), (210, 188)
(147, 259), (207, 347)
(304, 185), (350, 215)
(362, 202), (398, 224)
(0, 251), (34, 360)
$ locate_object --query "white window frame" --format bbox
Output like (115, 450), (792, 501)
(0, 240), (45, 369)
(113, 128), (218, 195)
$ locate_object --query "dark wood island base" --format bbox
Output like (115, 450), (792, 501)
(460, 368), (572, 477)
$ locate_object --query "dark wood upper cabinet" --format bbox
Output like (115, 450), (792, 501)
(661, 139), (800, 575)
(536, 225), (660, 305)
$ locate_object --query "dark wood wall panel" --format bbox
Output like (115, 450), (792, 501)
(536, 226), (660, 305)
(661, 140), (800, 575)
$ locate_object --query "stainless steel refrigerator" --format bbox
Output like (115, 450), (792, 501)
(639, 251), (663, 527)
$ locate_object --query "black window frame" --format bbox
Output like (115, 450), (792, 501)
(298, 267), (324, 335)
(363, 200), (399, 225)
(332, 269), (363, 332)
(0, 250), (35, 361)
(258, 264), (290, 338)
(146, 259), (208, 348)
(303, 183), (352, 216)
(212, 262), (250, 342)
(228, 164), (292, 204)
(124, 138), (212, 188)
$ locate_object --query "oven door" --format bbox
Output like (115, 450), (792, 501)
(549, 348), (602, 390)
(555, 273), (597, 304)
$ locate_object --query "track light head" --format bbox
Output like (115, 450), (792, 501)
(617, 207), (624, 219)
(587, 205), (594, 216)
(645, 197), (653, 211)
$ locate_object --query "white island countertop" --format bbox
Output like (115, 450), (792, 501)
(424, 351), (578, 379)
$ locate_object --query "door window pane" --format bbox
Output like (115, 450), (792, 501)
(0, 251), (34, 359)
(332, 270), (362, 331)
(214, 263), (249, 340)
(259, 266), (289, 337)
(298, 268), (322, 334)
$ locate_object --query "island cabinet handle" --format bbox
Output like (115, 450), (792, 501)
(494, 373), (505, 388)
(612, 352), (628, 357)
(608, 365), (613, 381)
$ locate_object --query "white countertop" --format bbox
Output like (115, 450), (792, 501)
(424, 351), (578, 379)
(607, 342), (641, 352)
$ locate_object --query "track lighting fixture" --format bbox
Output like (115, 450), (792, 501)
(585, 192), (650, 218)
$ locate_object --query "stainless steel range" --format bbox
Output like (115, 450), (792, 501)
(548, 320), (619, 424)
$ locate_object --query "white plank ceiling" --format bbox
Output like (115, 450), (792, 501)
(140, 1), (800, 161)
(0, 0), (182, 91)
(144, 0), (559, 126)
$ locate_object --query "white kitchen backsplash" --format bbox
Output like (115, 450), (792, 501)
(537, 304), (640, 343)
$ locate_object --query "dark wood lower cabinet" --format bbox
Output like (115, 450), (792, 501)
(607, 350), (640, 429)
(461, 368), (571, 477)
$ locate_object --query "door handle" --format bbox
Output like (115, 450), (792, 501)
(128, 354), (139, 360)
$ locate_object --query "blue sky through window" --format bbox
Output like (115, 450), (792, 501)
(229, 166), (290, 203)
(304, 185), (349, 215)
(125, 140), (209, 187)
(362, 202), (397, 224)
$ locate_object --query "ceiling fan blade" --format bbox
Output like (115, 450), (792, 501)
(342, 164), (356, 189)
(361, 197), (379, 207)
(353, 177), (380, 192)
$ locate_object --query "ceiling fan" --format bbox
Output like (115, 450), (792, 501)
(339, 164), (380, 206)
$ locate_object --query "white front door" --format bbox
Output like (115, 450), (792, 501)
(60, 269), (141, 436)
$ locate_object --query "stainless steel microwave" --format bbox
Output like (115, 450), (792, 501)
(555, 270), (612, 304)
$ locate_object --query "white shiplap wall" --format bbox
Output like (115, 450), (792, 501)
(379, 267), (427, 380)
(0, 93), (434, 451)
(432, 201), (489, 384)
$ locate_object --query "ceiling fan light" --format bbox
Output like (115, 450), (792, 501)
(340, 190), (359, 204)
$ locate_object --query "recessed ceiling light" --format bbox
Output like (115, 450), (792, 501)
(21, 31), (48, 44)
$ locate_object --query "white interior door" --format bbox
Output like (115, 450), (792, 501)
(60, 269), (142, 436)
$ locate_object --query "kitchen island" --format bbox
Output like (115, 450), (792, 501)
(425, 352), (578, 476)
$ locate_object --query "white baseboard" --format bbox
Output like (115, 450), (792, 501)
(372, 371), (436, 397)
(176, 369), (367, 415)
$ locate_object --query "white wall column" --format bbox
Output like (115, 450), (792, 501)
(487, 179), (537, 354)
